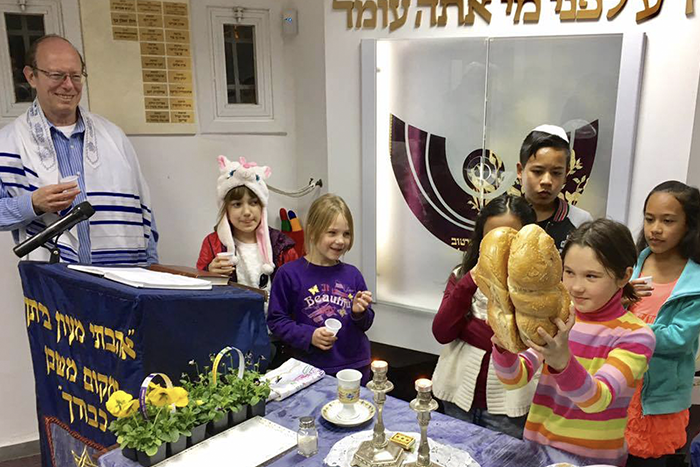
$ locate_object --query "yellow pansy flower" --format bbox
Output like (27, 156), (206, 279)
(123, 398), (140, 417)
(106, 391), (137, 418)
(146, 385), (171, 407)
(167, 387), (189, 408)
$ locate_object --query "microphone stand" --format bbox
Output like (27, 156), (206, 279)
(31, 231), (63, 264)
(43, 238), (61, 264)
(13, 201), (95, 263)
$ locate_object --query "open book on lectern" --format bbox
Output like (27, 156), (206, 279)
(67, 265), (212, 290)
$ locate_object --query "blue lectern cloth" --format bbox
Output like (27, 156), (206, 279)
(19, 262), (267, 467)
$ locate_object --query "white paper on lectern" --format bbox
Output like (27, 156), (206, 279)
(67, 265), (212, 290)
(158, 417), (297, 467)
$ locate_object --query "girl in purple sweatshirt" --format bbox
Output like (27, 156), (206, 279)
(267, 194), (374, 382)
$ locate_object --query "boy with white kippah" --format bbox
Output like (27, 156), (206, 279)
(517, 124), (593, 253)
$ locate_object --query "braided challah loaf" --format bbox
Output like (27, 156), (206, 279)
(472, 227), (527, 353)
(507, 224), (570, 346)
(473, 224), (570, 353)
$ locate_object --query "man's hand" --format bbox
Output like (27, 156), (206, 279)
(31, 182), (80, 214)
(525, 312), (576, 372)
(352, 290), (372, 314)
(311, 327), (336, 350)
(208, 256), (234, 275)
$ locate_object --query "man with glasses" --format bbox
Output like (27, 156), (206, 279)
(0, 35), (158, 265)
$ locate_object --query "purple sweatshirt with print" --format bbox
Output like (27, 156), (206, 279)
(267, 258), (374, 375)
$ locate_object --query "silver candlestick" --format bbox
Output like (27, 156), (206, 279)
(351, 360), (405, 467)
(404, 378), (443, 467)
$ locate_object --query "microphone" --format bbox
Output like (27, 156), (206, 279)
(13, 201), (96, 259)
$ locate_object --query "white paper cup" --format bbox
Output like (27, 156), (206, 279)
(217, 252), (235, 265)
(324, 318), (342, 336)
(336, 369), (362, 421)
(638, 276), (653, 286)
(60, 175), (78, 185)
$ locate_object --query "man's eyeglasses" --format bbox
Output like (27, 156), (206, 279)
(33, 67), (87, 84)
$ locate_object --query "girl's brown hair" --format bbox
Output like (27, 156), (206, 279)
(214, 186), (260, 230)
(305, 194), (354, 255)
(562, 218), (639, 305)
(456, 194), (536, 279)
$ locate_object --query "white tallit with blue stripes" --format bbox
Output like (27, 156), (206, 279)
(0, 101), (154, 265)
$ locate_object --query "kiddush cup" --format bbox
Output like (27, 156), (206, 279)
(336, 369), (362, 420)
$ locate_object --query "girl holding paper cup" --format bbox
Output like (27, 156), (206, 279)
(267, 194), (374, 383)
(196, 156), (298, 295)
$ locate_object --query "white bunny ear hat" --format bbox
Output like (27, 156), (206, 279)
(216, 155), (274, 275)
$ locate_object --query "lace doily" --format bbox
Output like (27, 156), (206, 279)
(324, 431), (481, 467)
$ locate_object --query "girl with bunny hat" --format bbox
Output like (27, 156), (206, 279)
(197, 156), (298, 295)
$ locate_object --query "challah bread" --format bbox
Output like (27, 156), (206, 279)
(512, 282), (570, 346)
(472, 227), (527, 353)
(507, 224), (571, 346)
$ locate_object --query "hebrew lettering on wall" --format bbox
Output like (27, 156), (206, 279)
(333, 0), (691, 29)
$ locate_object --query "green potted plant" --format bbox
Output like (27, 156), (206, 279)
(107, 390), (165, 466)
(221, 374), (247, 427)
(181, 361), (219, 444)
(239, 352), (271, 418)
(146, 384), (190, 457)
(238, 368), (271, 418)
(208, 347), (249, 431)
(106, 383), (190, 466)
(182, 363), (229, 437)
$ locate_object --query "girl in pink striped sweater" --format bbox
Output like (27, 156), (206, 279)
(492, 218), (656, 466)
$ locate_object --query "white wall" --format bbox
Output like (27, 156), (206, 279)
(0, 0), (84, 449)
(133, 132), (299, 268)
(0, 240), (37, 447)
(688, 70), (700, 190)
(284, 0), (329, 221)
(322, 2), (700, 354)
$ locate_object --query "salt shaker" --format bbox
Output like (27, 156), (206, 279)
(297, 416), (318, 457)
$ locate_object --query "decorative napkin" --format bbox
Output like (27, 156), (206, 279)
(263, 358), (325, 401)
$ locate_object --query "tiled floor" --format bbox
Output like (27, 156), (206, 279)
(0, 455), (41, 467)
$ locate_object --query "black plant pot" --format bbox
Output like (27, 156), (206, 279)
(122, 447), (137, 461)
(207, 412), (229, 436)
(229, 405), (248, 427)
(166, 434), (187, 457)
(136, 444), (166, 467)
(247, 400), (266, 418)
(187, 423), (207, 447)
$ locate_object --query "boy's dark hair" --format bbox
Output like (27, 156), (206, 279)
(519, 130), (571, 171)
(562, 219), (639, 305)
(636, 180), (700, 263)
(456, 194), (536, 279)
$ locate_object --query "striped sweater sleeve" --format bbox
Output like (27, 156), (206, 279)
(492, 346), (543, 390)
(552, 327), (656, 413)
